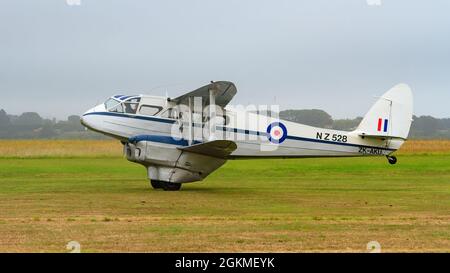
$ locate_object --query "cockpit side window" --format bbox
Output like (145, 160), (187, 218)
(123, 98), (141, 114)
(139, 105), (162, 116)
(122, 98), (141, 114)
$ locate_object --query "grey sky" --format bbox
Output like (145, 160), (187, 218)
(1, 0), (449, 120)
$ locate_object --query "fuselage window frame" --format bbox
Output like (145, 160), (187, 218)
(160, 108), (179, 120)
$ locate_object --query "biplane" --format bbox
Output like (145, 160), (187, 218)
(81, 81), (413, 191)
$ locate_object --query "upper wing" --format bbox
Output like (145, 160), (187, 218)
(170, 81), (237, 108)
(178, 140), (237, 158)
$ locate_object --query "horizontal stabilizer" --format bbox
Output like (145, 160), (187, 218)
(178, 140), (237, 158)
(358, 133), (406, 140)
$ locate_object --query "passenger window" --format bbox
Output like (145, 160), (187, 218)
(139, 105), (162, 116)
(123, 98), (141, 114)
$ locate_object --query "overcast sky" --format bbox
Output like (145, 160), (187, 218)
(1, 0), (449, 120)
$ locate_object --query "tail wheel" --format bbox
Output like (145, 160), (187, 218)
(387, 156), (397, 165)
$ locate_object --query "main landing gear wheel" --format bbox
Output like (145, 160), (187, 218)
(162, 182), (182, 191)
(150, 180), (164, 189)
(150, 180), (182, 191)
(387, 155), (397, 165)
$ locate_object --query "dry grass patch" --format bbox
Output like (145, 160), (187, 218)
(0, 140), (121, 158)
(398, 140), (450, 155)
(0, 139), (448, 158)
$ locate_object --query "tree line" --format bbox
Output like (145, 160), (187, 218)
(0, 108), (449, 139)
(0, 109), (105, 139)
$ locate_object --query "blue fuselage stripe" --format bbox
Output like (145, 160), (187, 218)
(128, 135), (202, 146)
(83, 111), (176, 124)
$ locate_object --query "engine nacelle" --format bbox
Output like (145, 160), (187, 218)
(124, 141), (227, 183)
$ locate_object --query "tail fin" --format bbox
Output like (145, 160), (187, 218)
(355, 84), (413, 139)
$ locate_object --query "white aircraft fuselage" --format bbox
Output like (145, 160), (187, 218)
(81, 81), (413, 191)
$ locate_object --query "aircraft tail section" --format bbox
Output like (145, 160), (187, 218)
(354, 84), (413, 140)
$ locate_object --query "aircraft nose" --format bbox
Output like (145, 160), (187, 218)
(80, 106), (97, 128)
(80, 115), (88, 127)
(80, 113), (91, 128)
(81, 103), (106, 130)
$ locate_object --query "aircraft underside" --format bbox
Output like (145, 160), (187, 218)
(122, 132), (398, 191)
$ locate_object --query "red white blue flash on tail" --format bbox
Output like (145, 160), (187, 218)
(266, 122), (288, 144)
(377, 118), (389, 132)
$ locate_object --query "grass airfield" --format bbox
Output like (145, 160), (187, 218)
(0, 140), (449, 252)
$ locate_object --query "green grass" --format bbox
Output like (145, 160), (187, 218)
(0, 154), (449, 252)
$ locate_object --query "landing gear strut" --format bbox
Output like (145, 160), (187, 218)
(386, 155), (397, 165)
(150, 180), (182, 191)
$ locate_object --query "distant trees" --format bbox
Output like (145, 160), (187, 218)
(15, 112), (43, 129)
(0, 109), (105, 139)
(409, 115), (450, 139)
(0, 109), (10, 127)
(279, 109), (361, 131)
(332, 117), (363, 131)
(410, 115), (438, 138)
(0, 109), (12, 138)
(280, 109), (333, 128)
(54, 115), (84, 133)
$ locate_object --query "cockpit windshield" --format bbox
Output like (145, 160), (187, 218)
(104, 98), (123, 113)
(104, 97), (141, 114)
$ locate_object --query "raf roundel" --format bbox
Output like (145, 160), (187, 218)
(266, 122), (288, 144)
